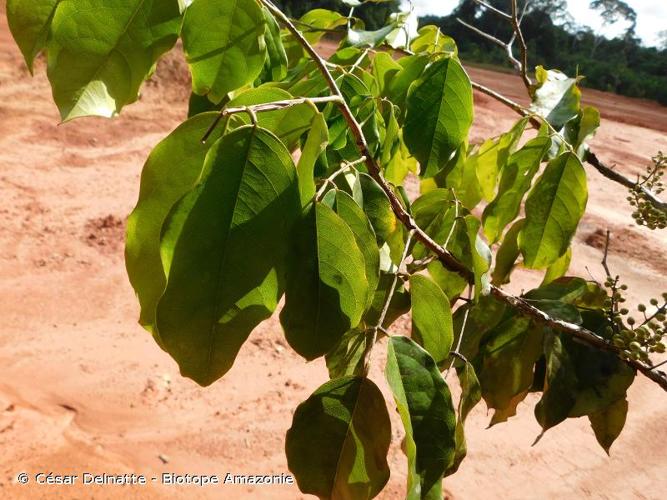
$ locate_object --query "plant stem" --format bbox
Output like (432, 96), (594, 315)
(201, 96), (344, 143)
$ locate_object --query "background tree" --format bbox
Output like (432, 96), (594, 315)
(422, 0), (667, 104)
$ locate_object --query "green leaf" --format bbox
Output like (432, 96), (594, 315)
(386, 337), (457, 500)
(298, 9), (347, 45)
(385, 54), (429, 111)
(530, 66), (582, 128)
(155, 126), (300, 386)
(125, 113), (226, 334)
(187, 92), (224, 118)
(410, 274), (454, 364)
(7, 0), (61, 72)
(411, 26), (457, 56)
(347, 24), (397, 49)
(182, 0), (266, 103)
(286, 376), (391, 500)
(520, 152), (588, 269)
(447, 361), (482, 476)
(334, 191), (381, 311)
(411, 188), (460, 260)
(281, 203), (370, 360)
(46, 0), (182, 120)
(476, 315), (543, 425)
(483, 136), (551, 244)
(404, 58), (473, 178)
(589, 398), (628, 455)
(563, 106), (600, 158)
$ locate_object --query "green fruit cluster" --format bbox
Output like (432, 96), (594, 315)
(629, 152), (666, 230)
(606, 283), (667, 363)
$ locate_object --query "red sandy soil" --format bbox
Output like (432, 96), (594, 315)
(1, 7), (666, 500)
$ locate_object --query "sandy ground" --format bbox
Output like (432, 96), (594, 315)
(1, 7), (667, 500)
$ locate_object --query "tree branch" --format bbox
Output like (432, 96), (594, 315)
(261, 0), (667, 392)
(490, 287), (667, 391)
(472, 0), (513, 20)
(510, 0), (532, 89)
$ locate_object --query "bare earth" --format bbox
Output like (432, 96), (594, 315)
(1, 8), (666, 500)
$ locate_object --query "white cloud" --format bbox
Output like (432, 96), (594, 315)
(402, 0), (666, 47)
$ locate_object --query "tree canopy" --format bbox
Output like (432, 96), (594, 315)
(423, 0), (667, 104)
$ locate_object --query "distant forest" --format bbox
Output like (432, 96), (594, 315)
(272, 0), (667, 104)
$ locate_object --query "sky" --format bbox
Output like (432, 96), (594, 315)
(404, 0), (666, 47)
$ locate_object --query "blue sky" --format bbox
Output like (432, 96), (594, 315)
(405, 0), (666, 47)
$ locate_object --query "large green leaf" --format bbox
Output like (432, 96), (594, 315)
(520, 152), (588, 269)
(155, 126), (300, 386)
(386, 337), (457, 500)
(476, 315), (543, 425)
(409, 274), (454, 364)
(281, 203), (370, 360)
(182, 0), (266, 103)
(6, 0), (61, 72)
(404, 58), (473, 178)
(46, 0), (181, 121)
(286, 377), (391, 499)
(483, 136), (551, 244)
(125, 113), (226, 334)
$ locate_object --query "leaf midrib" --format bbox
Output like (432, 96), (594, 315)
(204, 126), (257, 382)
